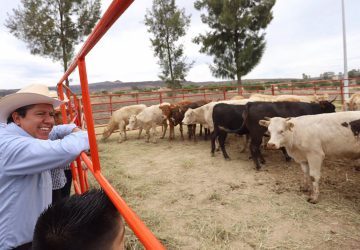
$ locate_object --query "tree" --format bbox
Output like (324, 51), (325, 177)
(145, 0), (192, 89)
(348, 69), (360, 78)
(5, 0), (101, 86)
(194, 0), (275, 86)
(302, 73), (310, 80)
(320, 71), (335, 80)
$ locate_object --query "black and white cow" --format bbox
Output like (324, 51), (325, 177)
(241, 101), (336, 170)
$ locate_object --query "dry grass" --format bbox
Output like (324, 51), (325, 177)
(89, 127), (360, 250)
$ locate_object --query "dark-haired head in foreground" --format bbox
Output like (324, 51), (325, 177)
(32, 189), (125, 250)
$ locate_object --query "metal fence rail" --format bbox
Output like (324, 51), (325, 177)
(89, 78), (360, 128)
(56, 0), (166, 249)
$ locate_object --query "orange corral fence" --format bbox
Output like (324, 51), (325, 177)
(55, 0), (166, 249)
(88, 78), (360, 129)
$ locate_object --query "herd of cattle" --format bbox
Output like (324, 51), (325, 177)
(101, 92), (360, 204)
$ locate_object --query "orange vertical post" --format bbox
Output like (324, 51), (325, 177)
(78, 59), (101, 173)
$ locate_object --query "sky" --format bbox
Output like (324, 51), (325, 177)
(0, 0), (359, 90)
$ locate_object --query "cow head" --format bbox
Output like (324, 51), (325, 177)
(170, 106), (184, 126)
(102, 126), (111, 141)
(319, 98), (336, 113)
(159, 104), (171, 120)
(182, 109), (194, 125)
(259, 117), (294, 149)
(127, 115), (138, 130)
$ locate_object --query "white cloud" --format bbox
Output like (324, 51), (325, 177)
(0, 0), (359, 90)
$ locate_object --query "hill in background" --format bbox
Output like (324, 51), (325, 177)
(0, 78), (298, 97)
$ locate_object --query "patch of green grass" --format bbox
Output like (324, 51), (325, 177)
(181, 159), (195, 169)
(208, 192), (222, 201)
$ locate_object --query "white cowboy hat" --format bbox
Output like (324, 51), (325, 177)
(0, 84), (66, 123)
(49, 90), (69, 102)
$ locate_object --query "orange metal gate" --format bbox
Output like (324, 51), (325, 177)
(55, 0), (166, 249)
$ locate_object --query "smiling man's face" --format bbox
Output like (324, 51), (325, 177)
(13, 103), (55, 140)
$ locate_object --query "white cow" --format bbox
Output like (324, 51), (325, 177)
(182, 99), (251, 131)
(127, 103), (169, 143)
(102, 104), (146, 142)
(348, 92), (360, 110)
(259, 111), (360, 203)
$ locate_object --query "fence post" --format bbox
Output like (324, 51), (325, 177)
(223, 86), (226, 100)
(159, 92), (163, 103)
(109, 95), (113, 115)
(203, 88), (206, 100)
(237, 85), (242, 95)
(313, 82), (317, 94)
(271, 84), (275, 95)
(136, 93), (139, 104)
(340, 80), (345, 110)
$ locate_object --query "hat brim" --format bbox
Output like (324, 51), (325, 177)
(0, 93), (64, 123)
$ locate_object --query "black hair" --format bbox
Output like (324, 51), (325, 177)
(6, 104), (35, 124)
(32, 189), (123, 250)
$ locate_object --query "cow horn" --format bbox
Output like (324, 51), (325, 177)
(285, 117), (291, 121)
(264, 116), (271, 121)
(330, 95), (337, 103)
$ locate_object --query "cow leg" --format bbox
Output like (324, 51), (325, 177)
(137, 128), (143, 139)
(118, 121), (126, 143)
(160, 121), (168, 139)
(151, 124), (158, 143)
(299, 162), (311, 192)
(187, 124), (192, 139)
(169, 121), (174, 140)
(179, 123), (184, 140)
(210, 130), (217, 157)
(187, 124), (194, 140)
(199, 124), (203, 136)
(145, 128), (150, 143)
(218, 131), (230, 160)
(239, 134), (249, 153)
(214, 137), (220, 151)
(306, 153), (324, 204)
(259, 151), (266, 164)
(280, 147), (292, 162)
(250, 138), (263, 170)
(204, 128), (210, 140)
(192, 124), (197, 142)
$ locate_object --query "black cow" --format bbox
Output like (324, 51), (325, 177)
(211, 103), (248, 159)
(242, 101), (336, 170)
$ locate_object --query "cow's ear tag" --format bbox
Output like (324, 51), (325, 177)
(259, 120), (270, 127)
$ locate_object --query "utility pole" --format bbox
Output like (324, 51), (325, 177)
(341, 0), (349, 102)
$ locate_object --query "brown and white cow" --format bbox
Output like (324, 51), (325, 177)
(259, 111), (360, 203)
(159, 100), (192, 140)
(177, 100), (211, 140)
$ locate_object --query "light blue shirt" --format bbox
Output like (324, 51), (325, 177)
(0, 123), (90, 249)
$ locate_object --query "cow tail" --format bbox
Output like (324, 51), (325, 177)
(240, 104), (250, 132)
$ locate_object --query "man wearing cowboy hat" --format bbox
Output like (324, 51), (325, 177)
(0, 84), (90, 250)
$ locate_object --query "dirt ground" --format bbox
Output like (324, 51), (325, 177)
(92, 127), (360, 250)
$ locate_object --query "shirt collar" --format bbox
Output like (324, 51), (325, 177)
(6, 122), (33, 138)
